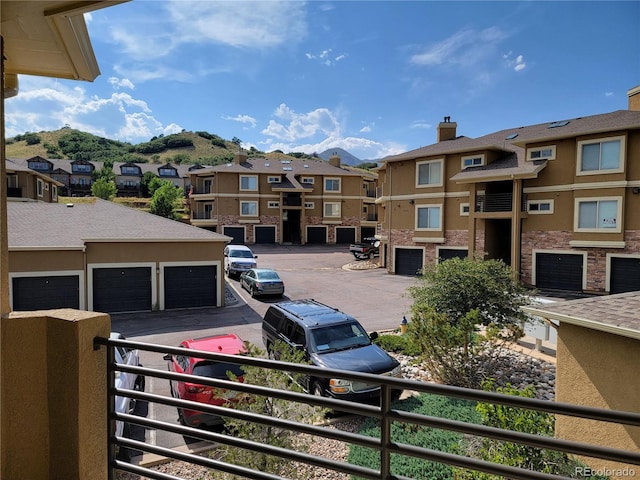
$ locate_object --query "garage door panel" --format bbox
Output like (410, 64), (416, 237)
(336, 228), (356, 244)
(165, 265), (217, 309)
(93, 267), (151, 313)
(307, 226), (326, 244)
(438, 249), (468, 262)
(610, 257), (640, 294)
(255, 226), (276, 244)
(395, 249), (423, 276)
(224, 227), (245, 245)
(536, 253), (583, 291)
(12, 275), (80, 311)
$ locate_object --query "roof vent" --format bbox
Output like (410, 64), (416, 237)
(548, 120), (569, 128)
(66, 203), (74, 208)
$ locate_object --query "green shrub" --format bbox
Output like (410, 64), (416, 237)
(348, 394), (480, 480)
(373, 333), (420, 356)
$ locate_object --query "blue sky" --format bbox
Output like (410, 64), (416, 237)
(5, 1), (639, 161)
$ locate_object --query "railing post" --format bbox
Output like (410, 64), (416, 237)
(380, 385), (392, 480)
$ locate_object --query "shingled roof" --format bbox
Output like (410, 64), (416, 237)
(8, 199), (230, 249)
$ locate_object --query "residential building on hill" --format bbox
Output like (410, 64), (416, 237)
(188, 152), (378, 245)
(375, 86), (640, 295)
(5, 158), (63, 202)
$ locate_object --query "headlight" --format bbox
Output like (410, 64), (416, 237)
(329, 378), (352, 394)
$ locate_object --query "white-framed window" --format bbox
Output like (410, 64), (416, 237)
(304, 202), (315, 209)
(37, 178), (44, 197)
(240, 175), (258, 191)
(204, 203), (213, 218)
(416, 159), (443, 187)
(301, 177), (314, 184)
(460, 203), (470, 216)
(415, 204), (442, 230)
(461, 154), (485, 169)
(7, 175), (18, 188)
(324, 202), (341, 217)
(577, 135), (624, 175)
(240, 201), (258, 216)
(527, 200), (554, 214)
(52, 185), (58, 201)
(527, 145), (556, 161)
(574, 197), (621, 232)
(324, 177), (341, 192)
(268, 176), (281, 183)
(267, 201), (280, 208)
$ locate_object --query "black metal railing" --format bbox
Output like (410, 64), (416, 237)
(96, 336), (640, 480)
(191, 211), (214, 220)
(475, 193), (528, 213)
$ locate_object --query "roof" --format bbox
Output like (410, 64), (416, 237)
(5, 159), (64, 186)
(522, 291), (640, 341)
(8, 199), (231, 249)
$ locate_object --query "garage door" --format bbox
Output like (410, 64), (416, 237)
(224, 227), (245, 245)
(93, 267), (152, 313)
(395, 248), (423, 276)
(164, 265), (217, 309)
(307, 226), (327, 244)
(12, 275), (80, 311)
(361, 227), (375, 239)
(438, 249), (468, 262)
(255, 226), (276, 244)
(336, 227), (356, 244)
(535, 253), (583, 291)
(610, 257), (640, 294)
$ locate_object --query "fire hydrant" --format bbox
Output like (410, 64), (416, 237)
(400, 316), (408, 334)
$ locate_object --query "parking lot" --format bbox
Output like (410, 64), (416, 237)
(110, 244), (417, 451)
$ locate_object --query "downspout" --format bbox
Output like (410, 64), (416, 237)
(1, 36), (10, 316)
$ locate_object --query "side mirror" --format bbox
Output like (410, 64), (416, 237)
(163, 354), (172, 361)
(369, 331), (379, 341)
(254, 255), (258, 259)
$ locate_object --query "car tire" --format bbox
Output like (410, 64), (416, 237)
(177, 408), (186, 426)
(250, 286), (257, 298)
(312, 381), (324, 397)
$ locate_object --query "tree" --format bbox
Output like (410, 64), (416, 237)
(149, 181), (183, 220)
(140, 172), (158, 197)
(407, 257), (532, 388)
(91, 177), (117, 200)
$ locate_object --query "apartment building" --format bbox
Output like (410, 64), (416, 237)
(188, 152), (378, 245)
(376, 87), (640, 295)
(5, 158), (63, 203)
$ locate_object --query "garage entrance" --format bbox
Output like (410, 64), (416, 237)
(437, 248), (468, 262)
(535, 253), (583, 291)
(610, 256), (640, 293)
(255, 226), (277, 244)
(164, 265), (217, 309)
(223, 227), (245, 245)
(93, 266), (152, 313)
(336, 227), (356, 244)
(306, 226), (327, 244)
(395, 248), (423, 276)
(12, 275), (80, 311)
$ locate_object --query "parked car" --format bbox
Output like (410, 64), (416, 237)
(349, 237), (380, 260)
(224, 244), (258, 278)
(110, 332), (145, 438)
(262, 299), (402, 402)
(163, 334), (247, 427)
(240, 268), (285, 297)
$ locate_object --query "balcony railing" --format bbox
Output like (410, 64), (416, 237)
(191, 212), (214, 220)
(6, 186), (22, 197)
(96, 336), (640, 480)
(283, 197), (302, 206)
(475, 193), (527, 213)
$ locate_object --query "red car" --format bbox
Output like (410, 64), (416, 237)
(163, 334), (247, 427)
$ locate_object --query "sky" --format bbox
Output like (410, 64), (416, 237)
(5, 1), (640, 161)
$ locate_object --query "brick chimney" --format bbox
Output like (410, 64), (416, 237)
(234, 151), (248, 164)
(628, 85), (640, 111)
(437, 116), (457, 142)
(329, 153), (341, 168)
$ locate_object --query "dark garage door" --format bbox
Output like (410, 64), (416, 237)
(255, 226), (276, 244)
(307, 226), (327, 244)
(93, 267), (152, 313)
(224, 227), (245, 245)
(12, 275), (80, 311)
(395, 248), (423, 276)
(336, 228), (356, 244)
(165, 265), (217, 309)
(536, 253), (583, 291)
(610, 257), (640, 294)
(438, 248), (468, 262)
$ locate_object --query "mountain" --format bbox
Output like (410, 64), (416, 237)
(317, 148), (363, 166)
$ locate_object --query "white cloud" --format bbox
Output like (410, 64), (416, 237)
(263, 104), (340, 142)
(410, 120), (432, 130)
(305, 48), (348, 66)
(108, 77), (135, 90)
(222, 114), (258, 129)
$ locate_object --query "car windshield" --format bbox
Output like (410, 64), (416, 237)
(229, 250), (254, 258)
(192, 361), (244, 379)
(257, 270), (280, 280)
(309, 322), (370, 353)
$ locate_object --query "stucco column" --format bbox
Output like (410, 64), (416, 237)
(511, 178), (522, 279)
(467, 184), (477, 257)
(2, 309), (110, 480)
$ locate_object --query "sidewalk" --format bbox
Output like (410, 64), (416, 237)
(513, 335), (556, 364)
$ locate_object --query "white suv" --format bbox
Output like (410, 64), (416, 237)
(224, 244), (257, 278)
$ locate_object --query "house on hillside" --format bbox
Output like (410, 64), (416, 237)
(375, 86), (640, 295)
(188, 152), (378, 245)
(5, 158), (62, 202)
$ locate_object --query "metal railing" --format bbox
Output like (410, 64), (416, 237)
(475, 193), (528, 213)
(96, 336), (640, 480)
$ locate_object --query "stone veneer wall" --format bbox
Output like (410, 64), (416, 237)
(521, 230), (640, 293)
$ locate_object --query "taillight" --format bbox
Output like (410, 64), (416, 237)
(185, 384), (204, 394)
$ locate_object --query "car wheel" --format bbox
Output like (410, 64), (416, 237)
(312, 381), (324, 397)
(368, 251), (375, 259)
(177, 408), (186, 425)
(250, 286), (257, 298)
(169, 380), (177, 398)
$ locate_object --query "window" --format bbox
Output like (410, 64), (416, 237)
(577, 136), (624, 174)
(73, 163), (92, 173)
(7, 175), (18, 188)
(241, 201), (258, 216)
(527, 145), (556, 161)
(460, 203), (470, 216)
(28, 161), (51, 171)
(159, 167), (176, 176)
(204, 203), (213, 218)
(416, 160), (443, 187)
(268, 176), (281, 183)
(575, 197), (621, 232)
(52, 186), (58, 201)
(304, 202), (315, 209)
(301, 177), (314, 184)
(204, 179), (213, 193)
(461, 154), (484, 169)
(527, 200), (554, 214)
(240, 175), (258, 191)
(121, 165), (139, 175)
(37, 179), (44, 197)
(416, 205), (442, 230)
(268, 201), (280, 208)
(324, 202), (341, 217)
(324, 178), (341, 192)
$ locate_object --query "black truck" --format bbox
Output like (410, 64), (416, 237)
(349, 237), (380, 260)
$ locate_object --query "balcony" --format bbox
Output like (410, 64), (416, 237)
(192, 211), (214, 220)
(6, 186), (22, 197)
(475, 193), (527, 213)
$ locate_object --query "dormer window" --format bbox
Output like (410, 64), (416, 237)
(461, 154), (485, 169)
(527, 145), (556, 161)
(121, 165), (140, 175)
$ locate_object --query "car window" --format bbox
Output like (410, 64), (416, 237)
(290, 325), (305, 346)
(230, 250), (254, 258)
(282, 319), (297, 340)
(257, 270), (279, 280)
(192, 361), (244, 379)
(309, 322), (370, 353)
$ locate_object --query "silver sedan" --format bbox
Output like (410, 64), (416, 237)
(239, 268), (285, 297)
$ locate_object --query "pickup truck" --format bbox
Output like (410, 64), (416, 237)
(349, 237), (380, 260)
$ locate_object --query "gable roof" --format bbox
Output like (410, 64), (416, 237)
(5, 159), (64, 186)
(8, 199), (230, 249)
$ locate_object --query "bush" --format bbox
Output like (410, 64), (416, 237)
(349, 394), (480, 480)
(373, 333), (420, 356)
